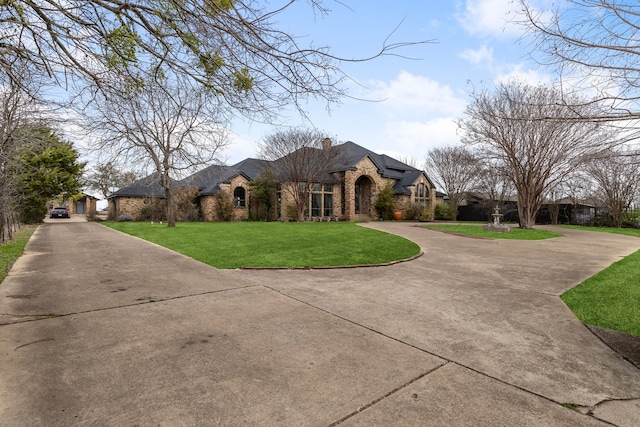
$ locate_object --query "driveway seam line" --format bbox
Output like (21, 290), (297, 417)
(0, 284), (261, 326)
(264, 284), (617, 422)
(327, 362), (450, 426)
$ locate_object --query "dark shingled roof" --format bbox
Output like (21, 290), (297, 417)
(186, 158), (271, 195)
(334, 141), (434, 194)
(333, 142), (416, 175)
(109, 173), (172, 198)
(109, 142), (433, 199)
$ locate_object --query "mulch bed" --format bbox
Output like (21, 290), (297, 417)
(587, 325), (640, 369)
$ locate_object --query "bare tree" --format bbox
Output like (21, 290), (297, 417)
(425, 145), (480, 220)
(258, 129), (338, 221)
(584, 148), (640, 228)
(86, 162), (140, 200)
(473, 159), (516, 221)
(1, 1), (427, 120)
(518, 0), (640, 139)
(0, 65), (47, 242)
(460, 80), (609, 228)
(550, 172), (592, 225)
(0, 80), (26, 242)
(87, 76), (229, 227)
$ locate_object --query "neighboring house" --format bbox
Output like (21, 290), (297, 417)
(536, 197), (599, 225)
(457, 193), (599, 225)
(108, 141), (437, 222)
(457, 192), (519, 223)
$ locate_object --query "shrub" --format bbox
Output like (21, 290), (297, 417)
(622, 210), (640, 229)
(117, 212), (135, 222)
(589, 211), (614, 227)
(216, 191), (234, 221)
(85, 212), (103, 222)
(284, 203), (298, 221)
(434, 203), (454, 220)
(420, 208), (433, 222)
(403, 202), (431, 221)
(374, 183), (396, 220)
(173, 187), (200, 222)
(137, 198), (166, 222)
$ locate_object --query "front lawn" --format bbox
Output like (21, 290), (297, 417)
(559, 224), (640, 238)
(0, 225), (37, 283)
(103, 221), (420, 269)
(423, 224), (562, 240)
(560, 225), (640, 336)
(561, 248), (640, 336)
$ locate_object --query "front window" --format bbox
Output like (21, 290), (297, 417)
(311, 193), (322, 217)
(309, 183), (334, 218)
(323, 193), (333, 216)
(234, 186), (246, 208)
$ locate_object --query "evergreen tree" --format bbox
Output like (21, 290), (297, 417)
(15, 127), (85, 223)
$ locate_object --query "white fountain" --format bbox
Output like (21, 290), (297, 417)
(483, 206), (512, 233)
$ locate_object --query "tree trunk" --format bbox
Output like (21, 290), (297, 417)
(517, 197), (539, 229)
(165, 186), (176, 227)
(549, 203), (559, 225)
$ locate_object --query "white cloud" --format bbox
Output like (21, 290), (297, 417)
(457, 0), (522, 38)
(355, 71), (468, 160)
(369, 71), (467, 118)
(494, 64), (553, 86)
(225, 131), (260, 164)
(459, 45), (494, 66)
(378, 117), (462, 160)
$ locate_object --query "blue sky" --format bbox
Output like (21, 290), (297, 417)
(225, 0), (553, 165)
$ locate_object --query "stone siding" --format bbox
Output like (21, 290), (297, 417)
(109, 197), (149, 219)
(229, 176), (250, 221)
(343, 157), (388, 221)
(200, 195), (218, 221)
(200, 177), (251, 222)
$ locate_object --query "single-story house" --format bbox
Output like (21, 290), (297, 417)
(108, 140), (437, 222)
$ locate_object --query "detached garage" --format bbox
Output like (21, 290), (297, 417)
(70, 193), (99, 215)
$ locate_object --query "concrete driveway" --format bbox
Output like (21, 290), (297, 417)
(0, 221), (639, 426)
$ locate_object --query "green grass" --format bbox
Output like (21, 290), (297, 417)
(423, 224), (562, 240)
(559, 226), (640, 336)
(103, 221), (421, 269)
(561, 248), (640, 336)
(0, 225), (37, 283)
(559, 224), (640, 238)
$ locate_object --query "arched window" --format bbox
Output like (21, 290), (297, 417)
(234, 187), (246, 208)
(415, 183), (429, 206)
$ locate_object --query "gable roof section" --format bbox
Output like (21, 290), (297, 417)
(334, 141), (416, 176)
(108, 173), (172, 198)
(334, 141), (434, 194)
(393, 170), (424, 195)
(190, 158), (271, 195)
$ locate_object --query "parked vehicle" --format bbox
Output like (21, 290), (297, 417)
(50, 207), (70, 218)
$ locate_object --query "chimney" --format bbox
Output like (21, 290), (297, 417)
(322, 137), (332, 150)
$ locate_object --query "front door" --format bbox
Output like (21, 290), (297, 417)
(354, 176), (373, 219)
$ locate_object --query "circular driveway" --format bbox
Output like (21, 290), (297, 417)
(0, 221), (639, 426)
